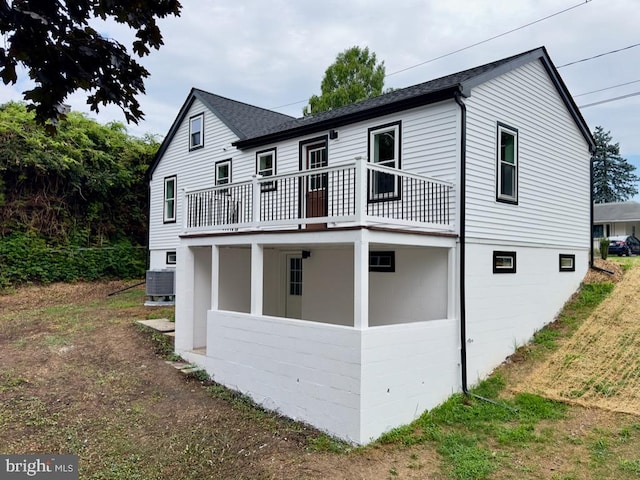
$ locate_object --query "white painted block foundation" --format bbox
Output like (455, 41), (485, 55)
(177, 311), (460, 444)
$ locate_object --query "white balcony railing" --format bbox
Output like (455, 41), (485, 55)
(183, 159), (454, 233)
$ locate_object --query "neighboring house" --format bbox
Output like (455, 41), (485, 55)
(593, 201), (640, 239)
(147, 46), (594, 444)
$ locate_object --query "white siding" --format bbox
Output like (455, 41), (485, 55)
(150, 99), (461, 268)
(464, 60), (591, 246)
(148, 99), (241, 268)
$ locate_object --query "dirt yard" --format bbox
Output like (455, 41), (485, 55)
(2, 265), (640, 479)
(0, 281), (439, 479)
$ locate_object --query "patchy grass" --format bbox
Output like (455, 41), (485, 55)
(3, 275), (640, 479)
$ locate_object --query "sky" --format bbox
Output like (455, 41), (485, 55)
(2, 0), (639, 173)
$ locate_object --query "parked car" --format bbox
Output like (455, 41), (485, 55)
(607, 235), (640, 256)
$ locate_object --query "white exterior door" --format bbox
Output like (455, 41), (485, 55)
(284, 253), (302, 319)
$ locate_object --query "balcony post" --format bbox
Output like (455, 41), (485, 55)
(251, 174), (262, 229)
(354, 157), (367, 226)
(181, 188), (187, 233)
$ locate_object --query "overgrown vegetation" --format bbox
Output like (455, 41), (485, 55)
(0, 102), (158, 287)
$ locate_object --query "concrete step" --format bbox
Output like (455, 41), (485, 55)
(137, 318), (175, 332)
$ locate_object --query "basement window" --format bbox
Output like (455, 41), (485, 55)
(493, 251), (516, 274)
(369, 251), (395, 272)
(166, 251), (177, 265)
(559, 254), (575, 272)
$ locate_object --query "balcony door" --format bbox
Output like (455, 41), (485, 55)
(304, 141), (328, 229)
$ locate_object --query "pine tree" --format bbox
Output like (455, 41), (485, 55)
(592, 126), (639, 203)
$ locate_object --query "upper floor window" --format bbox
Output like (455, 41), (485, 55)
(189, 113), (204, 150)
(163, 176), (177, 223)
(369, 121), (401, 200)
(216, 159), (231, 186)
(257, 149), (276, 191)
(497, 123), (518, 203)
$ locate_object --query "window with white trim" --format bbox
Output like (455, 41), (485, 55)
(163, 176), (176, 223)
(215, 159), (231, 186)
(369, 122), (401, 200)
(257, 149), (276, 191)
(189, 113), (204, 150)
(559, 254), (575, 272)
(493, 251), (516, 274)
(497, 123), (518, 203)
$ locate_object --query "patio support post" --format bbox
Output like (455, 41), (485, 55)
(353, 231), (369, 329)
(180, 187), (187, 233)
(175, 245), (195, 352)
(210, 245), (219, 311)
(251, 243), (264, 315)
(251, 174), (262, 229)
(354, 157), (368, 225)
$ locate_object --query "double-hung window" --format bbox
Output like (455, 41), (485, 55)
(257, 149), (276, 191)
(189, 113), (204, 150)
(163, 176), (177, 223)
(497, 123), (518, 203)
(369, 122), (401, 200)
(215, 159), (231, 186)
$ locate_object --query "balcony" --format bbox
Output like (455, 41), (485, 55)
(183, 159), (454, 234)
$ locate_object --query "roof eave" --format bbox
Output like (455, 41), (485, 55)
(147, 90), (198, 181)
(233, 86), (460, 150)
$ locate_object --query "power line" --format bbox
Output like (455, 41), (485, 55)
(386, 0), (593, 77)
(557, 42), (640, 68)
(574, 79), (640, 97)
(270, 1), (595, 111)
(579, 91), (640, 108)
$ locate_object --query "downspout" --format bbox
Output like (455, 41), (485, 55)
(454, 92), (516, 409)
(453, 91), (469, 395)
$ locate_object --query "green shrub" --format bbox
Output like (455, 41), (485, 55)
(600, 237), (610, 260)
(0, 231), (146, 288)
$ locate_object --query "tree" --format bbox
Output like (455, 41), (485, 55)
(0, 101), (158, 244)
(592, 126), (639, 203)
(304, 46), (386, 116)
(0, 0), (181, 127)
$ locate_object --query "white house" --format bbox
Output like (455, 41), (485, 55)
(593, 201), (640, 239)
(147, 46), (594, 444)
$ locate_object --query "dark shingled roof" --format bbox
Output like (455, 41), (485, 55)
(149, 46), (594, 178)
(193, 88), (295, 139)
(594, 201), (640, 223)
(232, 46), (593, 150)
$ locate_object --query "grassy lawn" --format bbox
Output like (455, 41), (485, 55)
(2, 271), (640, 479)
